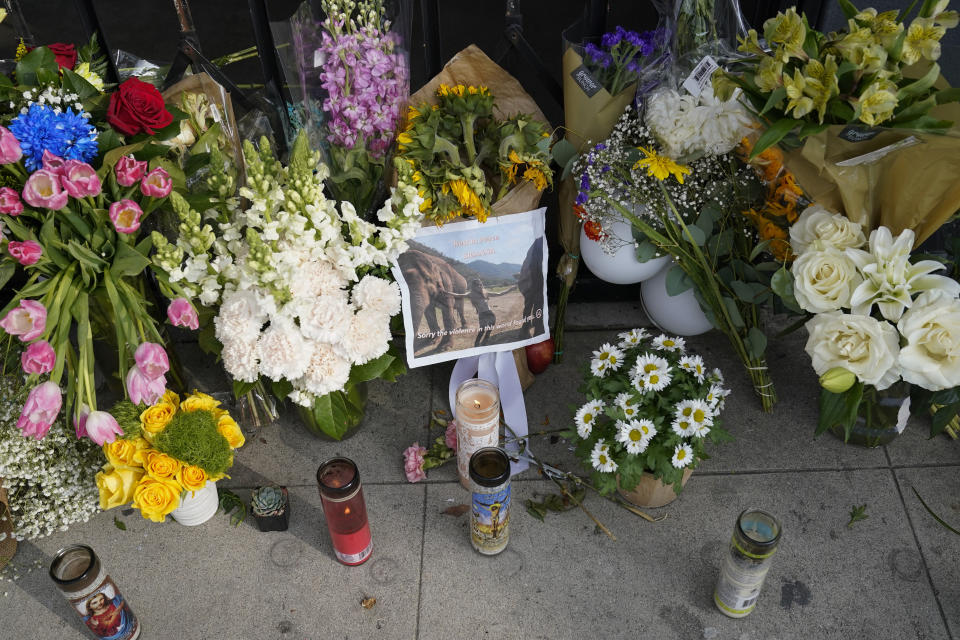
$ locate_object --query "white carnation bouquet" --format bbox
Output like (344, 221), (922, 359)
(151, 133), (423, 439)
(644, 84), (752, 161)
(567, 328), (732, 495)
(786, 204), (960, 441)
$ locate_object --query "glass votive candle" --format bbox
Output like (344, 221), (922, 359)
(714, 508), (782, 618)
(49, 544), (141, 639)
(455, 378), (501, 490)
(317, 457), (373, 566)
(469, 447), (511, 555)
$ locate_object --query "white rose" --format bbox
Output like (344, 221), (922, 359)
(789, 205), (866, 255)
(897, 289), (960, 390)
(792, 247), (863, 313)
(804, 311), (901, 390)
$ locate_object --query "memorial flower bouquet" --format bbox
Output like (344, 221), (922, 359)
(0, 347), (100, 541)
(0, 44), (193, 438)
(567, 329), (731, 495)
(395, 83), (553, 225)
(581, 27), (668, 96)
(713, 0), (960, 155)
(575, 103), (786, 412)
(786, 207), (960, 441)
(95, 390), (242, 522)
(150, 133), (421, 439)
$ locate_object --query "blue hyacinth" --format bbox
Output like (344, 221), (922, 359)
(9, 103), (98, 172)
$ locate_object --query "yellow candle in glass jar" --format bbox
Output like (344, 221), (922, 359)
(455, 379), (500, 490)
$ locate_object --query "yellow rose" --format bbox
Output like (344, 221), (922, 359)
(177, 465), (208, 493)
(132, 476), (183, 522)
(131, 441), (154, 466)
(96, 464), (145, 510)
(140, 401), (176, 440)
(217, 415), (245, 449)
(103, 438), (139, 468)
(144, 451), (182, 480)
(161, 389), (180, 409)
(180, 391), (220, 413)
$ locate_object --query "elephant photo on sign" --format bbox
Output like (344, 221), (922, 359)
(392, 209), (549, 368)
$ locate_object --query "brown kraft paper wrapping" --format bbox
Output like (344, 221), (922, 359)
(0, 480), (16, 568)
(410, 45), (547, 389)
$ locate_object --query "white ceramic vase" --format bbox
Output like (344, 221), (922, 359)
(170, 480), (218, 526)
(580, 216), (670, 285)
(640, 263), (714, 336)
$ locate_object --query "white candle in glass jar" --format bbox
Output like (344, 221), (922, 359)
(455, 379), (500, 490)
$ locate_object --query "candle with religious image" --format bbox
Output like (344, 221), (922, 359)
(469, 447), (511, 555)
(317, 457), (373, 566)
(455, 378), (501, 490)
(49, 545), (141, 640)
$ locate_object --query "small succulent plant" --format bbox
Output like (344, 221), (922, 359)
(251, 486), (286, 517)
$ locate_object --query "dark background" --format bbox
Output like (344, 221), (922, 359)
(5, 0), (958, 302)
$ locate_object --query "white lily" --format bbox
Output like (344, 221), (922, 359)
(845, 227), (960, 321)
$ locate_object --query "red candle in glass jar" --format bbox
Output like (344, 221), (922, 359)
(317, 457), (372, 566)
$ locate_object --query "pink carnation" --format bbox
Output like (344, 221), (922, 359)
(403, 443), (427, 483)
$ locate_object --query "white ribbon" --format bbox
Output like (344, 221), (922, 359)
(449, 351), (530, 476)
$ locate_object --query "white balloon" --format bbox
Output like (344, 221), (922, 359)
(640, 263), (714, 336)
(580, 217), (671, 285)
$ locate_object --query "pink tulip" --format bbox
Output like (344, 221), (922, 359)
(125, 366), (166, 405)
(134, 342), (169, 380)
(167, 298), (199, 330)
(0, 126), (22, 164)
(22, 169), (68, 210)
(21, 339), (55, 374)
(60, 160), (101, 198)
(74, 404), (90, 439)
(16, 381), (61, 439)
(403, 443), (427, 483)
(0, 187), (23, 215)
(84, 410), (124, 445)
(0, 299), (46, 342)
(41, 150), (66, 176)
(114, 155), (147, 187)
(8, 240), (42, 266)
(140, 167), (172, 198)
(108, 199), (143, 234)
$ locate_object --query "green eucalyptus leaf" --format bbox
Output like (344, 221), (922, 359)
(722, 296), (745, 328)
(771, 267), (802, 312)
(635, 238), (659, 262)
(684, 224), (707, 246)
(745, 327), (768, 359)
(665, 265), (695, 296)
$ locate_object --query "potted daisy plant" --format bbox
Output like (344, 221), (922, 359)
(568, 328), (732, 507)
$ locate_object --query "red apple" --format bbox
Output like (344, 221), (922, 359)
(525, 338), (555, 374)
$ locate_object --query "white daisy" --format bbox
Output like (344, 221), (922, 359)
(575, 400), (605, 438)
(708, 367), (725, 384)
(632, 374), (649, 394)
(590, 440), (618, 472)
(643, 368), (672, 392)
(653, 334), (686, 352)
(672, 443), (694, 468)
(692, 421), (711, 438)
(678, 355), (706, 382)
(592, 343), (625, 373)
(618, 328), (647, 348)
(590, 358), (610, 378)
(616, 419), (656, 454)
(672, 415), (697, 437)
(675, 399), (714, 430)
(705, 383), (730, 409)
(632, 353), (669, 379)
(614, 392), (639, 419)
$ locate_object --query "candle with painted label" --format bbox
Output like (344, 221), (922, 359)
(714, 508), (782, 618)
(49, 545), (141, 640)
(317, 458), (373, 566)
(455, 379), (500, 490)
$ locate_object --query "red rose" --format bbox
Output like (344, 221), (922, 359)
(27, 43), (77, 70)
(106, 78), (174, 137)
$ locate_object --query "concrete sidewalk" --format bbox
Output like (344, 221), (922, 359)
(3, 301), (959, 639)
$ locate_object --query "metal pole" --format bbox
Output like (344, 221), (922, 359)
(172, 0), (202, 53)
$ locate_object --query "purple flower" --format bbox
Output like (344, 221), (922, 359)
(576, 191), (589, 206)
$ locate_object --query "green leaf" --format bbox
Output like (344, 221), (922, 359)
(913, 488), (960, 536)
(16, 47), (58, 86)
(111, 241), (152, 278)
(816, 383), (863, 438)
(61, 67), (100, 100)
(891, 95), (937, 124)
(749, 239), (772, 262)
(730, 280), (767, 304)
(665, 265), (694, 296)
(232, 379), (257, 399)
(761, 87), (786, 115)
(898, 63), (941, 101)
(837, 0), (859, 19)
(930, 402), (960, 437)
(890, 115), (952, 131)
(771, 267), (802, 313)
(217, 488), (247, 526)
(684, 224), (706, 246)
(751, 118), (801, 157)
(0, 260), (15, 291)
(721, 297), (745, 329)
(635, 238), (659, 262)
(745, 327), (768, 359)
(113, 516), (127, 531)
(706, 228), (735, 259)
(302, 390), (357, 440)
(847, 504), (869, 528)
(935, 88), (960, 105)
